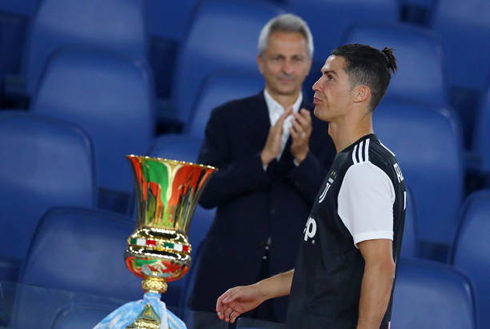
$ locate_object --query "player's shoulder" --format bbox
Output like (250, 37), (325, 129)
(345, 135), (399, 174)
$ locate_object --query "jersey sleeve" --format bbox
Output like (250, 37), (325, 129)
(337, 162), (395, 247)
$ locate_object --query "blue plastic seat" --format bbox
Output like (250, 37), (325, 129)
(392, 259), (476, 329)
(31, 49), (155, 213)
(172, 0), (283, 125)
(342, 24), (449, 108)
(22, 0), (147, 96)
(452, 190), (490, 329)
(432, 0), (490, 94)
(50, 305), (117, 329)
(0, 0), (37, 15)
(472, 79), (490, 176)
(288, 0), (398, 64)
(0, 112), (96, 281)
(186, 71), (265, 139)
(145, 0), (198, 41)
(12, 207), (142, 329)
(374, 99), (465, 258)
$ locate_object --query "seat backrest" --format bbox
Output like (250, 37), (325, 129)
(400, 187), (418, 259)
(374, 99), (465, 247)
(0, 112), (96, 262)
(288, 0), (398, 64)
(432, 0), (490, 92)
(452, 190), (490, 329)
(172, 0), (282, 125)
(342, 24), (449, 108)
(13, 207), (142, 329)
(186, 71), (264, 139)
(473, 79), (490, 173)
(31, 49), (155, 196)
(148, 134), (203, 164)
(145, 0), (198, 41)
(392, 259), (476, 329)
(23, 0), (147, 95)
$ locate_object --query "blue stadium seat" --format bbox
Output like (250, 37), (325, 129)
(12, 207), (142, 329)
(31, 49), (155, 213)
(148, 134), (202, 164)
(50, 305), (117, 329)
(186, 71), (264, 139)
(400, 188), (418, 259)
(145, 0), (198, 42)
(399, 0), (437, 26)
(374, 99), (465, 259)
(472, 78), (490, 177)
(0, 112), (96, 281)
(392, 259), (476, 329)
(342, 24), (449, 108)
(0, 0), (37, 16)
(452, 190), (490, 329)
(22, 0), (147, 96)
(148, 135), (216, 312)
(0, 65), (3, 105)
(288, 0), (399, 65)
(432, 0), (490, 94)
(172, 0), (283, 125)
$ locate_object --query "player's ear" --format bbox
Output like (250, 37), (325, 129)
(353, 85), (370, 104)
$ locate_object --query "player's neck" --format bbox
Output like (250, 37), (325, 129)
(328, 112), (373, 153)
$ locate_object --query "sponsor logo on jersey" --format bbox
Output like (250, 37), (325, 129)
(303, 216), (317, 242)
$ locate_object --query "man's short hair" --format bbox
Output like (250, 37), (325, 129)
(258, 14), (314, 58)
(332, 44), (398, 111)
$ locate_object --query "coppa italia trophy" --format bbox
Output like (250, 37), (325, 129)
(95, 155), (217, 329)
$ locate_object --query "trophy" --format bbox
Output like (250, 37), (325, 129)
(95, 156), (217, 329)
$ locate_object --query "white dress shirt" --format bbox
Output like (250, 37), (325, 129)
(263, 89), (303, 160)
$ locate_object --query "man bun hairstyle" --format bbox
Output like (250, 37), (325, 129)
(331, 44), (397, 111)
(381, 47), (398, 74)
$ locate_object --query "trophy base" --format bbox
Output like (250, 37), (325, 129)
(142, 277), (168, 294)
(127, 304), (161, 329)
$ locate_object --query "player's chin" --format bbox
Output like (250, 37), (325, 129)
(313, 107), (328, 122)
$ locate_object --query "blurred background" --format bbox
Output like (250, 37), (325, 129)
(0, 0), (489, 328)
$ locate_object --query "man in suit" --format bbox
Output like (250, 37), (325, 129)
(189, 13), (336, 323)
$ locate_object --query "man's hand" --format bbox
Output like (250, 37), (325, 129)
(261, 107), (293, 166)
(216, 270), (294, 324)
(290, 108), (312, 164)
(216, 284), (266, 324)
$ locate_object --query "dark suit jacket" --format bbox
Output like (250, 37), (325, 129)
(189, 91), (336, 321)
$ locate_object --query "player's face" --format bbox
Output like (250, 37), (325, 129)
(312, 55), (353, 122)
(257, 31), (312, 98)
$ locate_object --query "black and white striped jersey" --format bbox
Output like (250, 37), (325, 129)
(286, 134), (406, 329)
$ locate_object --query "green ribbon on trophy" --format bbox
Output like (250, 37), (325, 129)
(95, 156), (217, 329)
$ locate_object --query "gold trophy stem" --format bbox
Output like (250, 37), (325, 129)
(142, 277), (168, 294)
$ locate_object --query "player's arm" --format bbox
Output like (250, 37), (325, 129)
(356, 239), (395, 329)
(216, 269), (294, 323)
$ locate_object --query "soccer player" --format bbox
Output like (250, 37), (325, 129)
(216, 44), (406, 329)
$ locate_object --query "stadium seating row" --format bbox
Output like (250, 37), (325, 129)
(4, 189), (488, 328)
(1, 0), (489, 141)
(0, 107), (488, 327)
(0, 0), (488, 328)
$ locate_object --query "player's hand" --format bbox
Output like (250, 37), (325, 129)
(290, 108), (312, 164)
(261, 106), (293, 166)
(216, 284), (266, 324)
